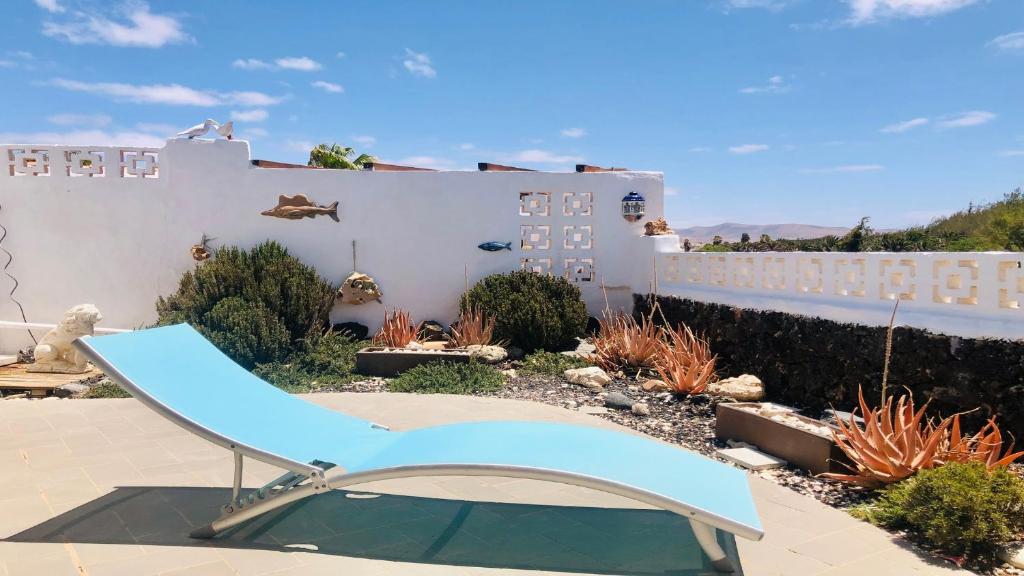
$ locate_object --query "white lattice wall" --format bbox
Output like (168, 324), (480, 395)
(0, 139), (662, 353)
(650, 235), (1024, 340)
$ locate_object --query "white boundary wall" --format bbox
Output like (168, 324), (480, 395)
(0, 139), (661, 353)
(648, 236), (1024, 340)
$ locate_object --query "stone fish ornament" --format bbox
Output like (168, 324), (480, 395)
(261, 194), (339, 222)
(338, 271), (383, 305)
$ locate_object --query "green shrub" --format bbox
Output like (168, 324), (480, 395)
(156, 241), (335, 366)
(388, 360), (503, 394)
(202, 297), (293, 369)
(518, 351), (590, 376)
(84, 381), (132, 398)
(461, 270), (587, 352)
(852, 462), (1024, 559)
(254, 331), (367, 392)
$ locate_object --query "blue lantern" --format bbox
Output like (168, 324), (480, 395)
(621, 191), (645, 222)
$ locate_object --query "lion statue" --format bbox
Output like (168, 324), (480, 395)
(27, 304), (103, 374)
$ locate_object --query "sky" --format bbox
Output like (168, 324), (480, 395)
(1, 0), (1023, 229)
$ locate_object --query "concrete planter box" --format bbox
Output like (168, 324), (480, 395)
(355, 347), (473, 377)
(715, 403), (850, 475)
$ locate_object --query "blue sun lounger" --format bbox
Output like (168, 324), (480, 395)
(75, 324), (763, 572)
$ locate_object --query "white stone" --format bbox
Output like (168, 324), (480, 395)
(707, 374), (765, 402)
(641, 378), (670, 392)
(716, 447), (786, 471)
(631, 403), (650, 416)
(465, 345), (507, 364)
(27, 305), (102, 374)
(999, 543), (1024, 569)
(500, 369), (518, 378)
(563, 366), (612, 390)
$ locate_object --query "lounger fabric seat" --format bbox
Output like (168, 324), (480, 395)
(76, 323), (762, 572)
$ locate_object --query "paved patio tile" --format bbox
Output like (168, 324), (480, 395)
(0, 394), (972, 576)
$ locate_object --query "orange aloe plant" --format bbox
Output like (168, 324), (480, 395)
(655, 323), (717, 395)
(823, 387), (953, 487)
(590, 311), (664, 373)
(372, 308), (420, 348)
(943, 415), (1024, 469)
(448, 306), (507, 348)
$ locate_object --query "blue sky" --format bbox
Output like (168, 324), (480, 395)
(1, 0), (1023, 229)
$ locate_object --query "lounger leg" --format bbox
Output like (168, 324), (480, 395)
(689, 518), (735, 573)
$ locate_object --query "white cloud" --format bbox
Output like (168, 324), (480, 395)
(457, 143), (475, 151)
(336, 51), (346, 59)
(739, 75), (790, 94)
(664, 186), (681, 196)
(240, 127), (268, 140)
(275, 57), (321, 71)
(880, 117), (929, 133)
(998, 150), (1024, 157)
(798, 164), (885, 173)
(232, 58), (273, 70)
(49, 78), (285, 107)
(0, 129), (164, 147)
(286, 140), (315, 153)
(561, 127), (587, 138)
(403, 49), (436, 78)
(351, 135), (376, 147)
(47, 113), (111, 127)
(936, 110), (995, 129)
(728, 143), (769, 154)
(42, 1), (189, 48)
(33, 0), (64, 13)
(845, 0), (978, 25)
(989, 31), (1024, 52)
(500, 149), (585, 164)
(135, 122), (179, 135)
(230, 109), (268, 122)
(689, 146), (712, 153)
(0, 60), (14, 68)
(311, 80), (343, 93)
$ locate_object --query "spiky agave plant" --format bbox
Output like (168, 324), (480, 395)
(448, 306), (507, 348)
(943, 415), (1024, 469)
(823, 387), (953, 487)
(589, 311), (664, 373)
(372, 308), (420, 348)
(655, 323), (717, 395)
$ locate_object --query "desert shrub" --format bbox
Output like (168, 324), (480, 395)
(518, 351), (590, 376)
(657, 323), (717, 395)
(156, 241), (335, 365)
(591, 312), (664, 373)
(461, 270), (587, 352)
(372, 308), (420, 348)
(202, 297), (292, 369)
(254, 331), (366, 392)
(449, 306), (506, 348)
(852, 462), (1024, 560)
(387, 360), (502, 394)
(83, 381), (132, 398)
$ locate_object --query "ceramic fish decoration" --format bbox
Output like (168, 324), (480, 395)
(261, 194), (339, 222)
(478, 242), (512, 252)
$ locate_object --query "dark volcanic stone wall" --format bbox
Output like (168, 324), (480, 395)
(635, 294), (1024, 440)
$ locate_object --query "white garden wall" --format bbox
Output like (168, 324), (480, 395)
(649, 235), (1024, 340)
(0, 139), (662, 353)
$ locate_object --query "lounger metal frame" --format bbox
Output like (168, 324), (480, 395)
(77, 336), (745, 572)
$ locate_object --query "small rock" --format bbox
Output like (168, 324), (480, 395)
(641, 379), (670, 392)
(1001, 543), (1024, 569)
(586, 316), (601, 335)
(500, 369), (518, 378)
(420, 341), (447, 350)
(55, 382), (90, 398)
(604, 392), (634, 410)
(627, 385), (639, 393)
(332, 322), (369, 341)
(563, 366), (611, 390)
(631, 403), (650, 416)
(417, 321), (448, 342)
(405, 342), (425, 350)
(565, 400), (578, 409)
(465, 345), (508, 364)
(707, 374), (764, 402)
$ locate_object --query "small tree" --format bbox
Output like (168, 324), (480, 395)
(840, 217), (872, 252)
(740, 232), (750, 243)
(711, 235), (723, 245)
(308, 143), (376, 170)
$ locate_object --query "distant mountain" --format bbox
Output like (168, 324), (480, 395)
(673, 222), (850, 243)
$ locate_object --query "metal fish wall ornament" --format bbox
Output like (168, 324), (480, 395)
(478, 242), (512, 252)
(261, 194), (340, 222)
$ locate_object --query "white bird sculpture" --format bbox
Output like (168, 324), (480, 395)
(176, 119), (217, 139)
(215, 120), (234, 140)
